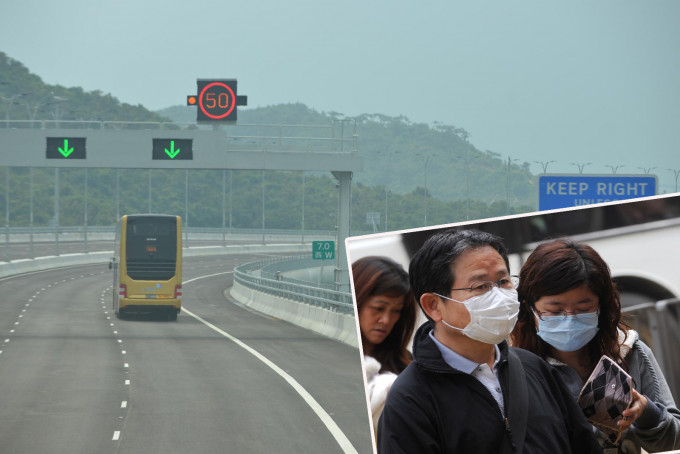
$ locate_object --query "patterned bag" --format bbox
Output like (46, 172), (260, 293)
(577, 355), (633, 445)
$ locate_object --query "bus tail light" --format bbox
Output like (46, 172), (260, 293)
(175, 285), (182, 300)
(119, 284), (127, 298)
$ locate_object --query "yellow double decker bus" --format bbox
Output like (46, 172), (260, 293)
(111, 214), (182, 321)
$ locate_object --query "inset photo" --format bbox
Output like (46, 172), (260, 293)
(347, 194), (680, 453)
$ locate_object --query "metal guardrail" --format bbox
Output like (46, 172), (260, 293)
(623, 298), (680, 401)
(3, 225), (336, 238)
(260, 256), (336, 290)
(233, 256), (354, 314)
(0, 120), (358, 153)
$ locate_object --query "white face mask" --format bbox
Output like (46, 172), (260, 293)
(434, 287), (520, 344)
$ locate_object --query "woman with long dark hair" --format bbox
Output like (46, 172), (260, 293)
(351, 256), (417, 436)
(510, 238), (680, 454)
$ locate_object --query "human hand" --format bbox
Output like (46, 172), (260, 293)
(618, 388), (648, 431)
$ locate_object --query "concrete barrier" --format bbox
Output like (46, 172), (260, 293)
(229, 280), (359, 348)
(0, 251), (113, 278)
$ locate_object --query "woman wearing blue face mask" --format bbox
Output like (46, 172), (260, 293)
(510, 238), (680, 454)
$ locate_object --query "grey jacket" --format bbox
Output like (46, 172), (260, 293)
(548, 330), (680, 454)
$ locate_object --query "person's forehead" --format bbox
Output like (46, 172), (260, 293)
(450, 246), (507, 283)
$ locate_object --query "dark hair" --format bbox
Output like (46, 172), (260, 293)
(352, 256), (416, 374)
(510, 238), (629, 367)
(409, 229), (510, 316)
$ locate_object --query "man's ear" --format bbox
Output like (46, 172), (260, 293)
(420, 293), (443, 322)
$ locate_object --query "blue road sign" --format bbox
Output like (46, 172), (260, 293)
(538, 174), (657, 211)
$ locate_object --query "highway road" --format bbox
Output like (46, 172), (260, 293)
(0, 254), (372, 453)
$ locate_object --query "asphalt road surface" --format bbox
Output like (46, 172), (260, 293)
(0, 254), (372, 453)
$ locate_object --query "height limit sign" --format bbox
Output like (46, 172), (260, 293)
(312, 241), (335, 260)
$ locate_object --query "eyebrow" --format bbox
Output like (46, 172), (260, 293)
(542, 297), (597, 306)
(370, 298), (404, 306)
(466, 269), (510, 284)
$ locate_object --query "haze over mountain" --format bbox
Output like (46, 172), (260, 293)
(2, 1), (678, 194)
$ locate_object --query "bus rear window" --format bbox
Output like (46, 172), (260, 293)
(126, 218), (177, 265)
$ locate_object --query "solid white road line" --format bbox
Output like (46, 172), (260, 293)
(182, 272), (359, 454)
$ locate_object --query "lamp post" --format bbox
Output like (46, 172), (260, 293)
(222, 170), (226, 245)
(301, 171), (305, 243)
(4, 168), (8, 261)
(638, 166), (656, 175)
(534, 160), (556, 173)
(606, 165), (624, 175)
(377, 150), (401, 230)
(261, 170), (266, 244)
(48, 95), (68, 127)
(22, 96), (52, 126)
(506, 156), (518, 215)
(0, 92), (28, 127)
(669, 169), (680, 193)
(115, 169), (120, 221)
(185, 169), (189, 246)
(570, 162), (592, 174)
(84, 168), (88, 253)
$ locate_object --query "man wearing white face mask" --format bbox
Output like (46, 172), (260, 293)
(377, 229), (602, 454)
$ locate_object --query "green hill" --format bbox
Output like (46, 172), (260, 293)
(1, 51), (535, 233)
(158, 103), (536, 209)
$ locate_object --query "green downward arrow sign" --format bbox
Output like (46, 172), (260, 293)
(165, 140), (180, 159)
(58, 139), (74, 157)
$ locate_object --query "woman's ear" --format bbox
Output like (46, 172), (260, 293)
(420, 293), (442, 322)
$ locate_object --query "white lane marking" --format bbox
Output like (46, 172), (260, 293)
(121, 350), (126, 354)
(121, 401), (127, 408)
(124, 363), (129, 368)
(112, 431), (120, 441)
(125, 380), (130, 385)
(182, 272), (358, 454)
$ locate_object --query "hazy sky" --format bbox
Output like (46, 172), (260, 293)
(2, 1), (679, 192)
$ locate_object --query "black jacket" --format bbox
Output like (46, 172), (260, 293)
(377, 321), (603, 454)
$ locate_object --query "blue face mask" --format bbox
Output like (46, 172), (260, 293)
(534, 311), (599, 352)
